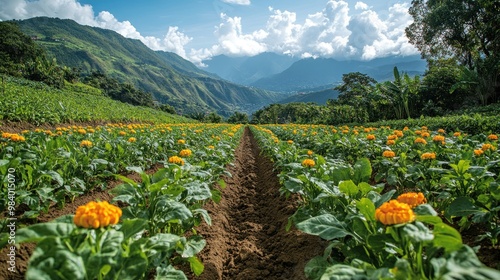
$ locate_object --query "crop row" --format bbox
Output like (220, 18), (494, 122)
(250, 124), (500, 279)
(1, 123), (243, 279)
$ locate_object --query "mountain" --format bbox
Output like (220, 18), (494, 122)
(251, 55), (427, 92)
(16, 17), (283, 116)
(202, 53), (300, 85)
(278, 88), (340, 105)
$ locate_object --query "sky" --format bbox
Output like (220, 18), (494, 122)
(0, 0), (419, 66)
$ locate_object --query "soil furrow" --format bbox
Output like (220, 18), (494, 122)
(197, 127), (325, 280)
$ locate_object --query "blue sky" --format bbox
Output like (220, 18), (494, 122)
(0, 0), (418, 66)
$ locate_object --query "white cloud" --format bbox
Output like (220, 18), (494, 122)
(221, 0), (251, 5)
(354, 2), (369, 10)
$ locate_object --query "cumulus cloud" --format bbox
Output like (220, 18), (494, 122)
(221, 0), (251, 5)
(0, 0), (418, 64)
(0, 0), (193, 59)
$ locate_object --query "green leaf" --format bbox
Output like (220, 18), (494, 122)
(16, 221), (77, 243)
(217, 179), (226, 189)
(192, 208), (212, 226)
(356, 198), (375, 221)
(182, 236), (206, 258)
(152, 168), (169, 183)
(403, 222), (434, 243)
(413, 204), (438, 216)
(185, 181), (212, 202)
(188, 256), (204, 276)
(284, 176), (303, 193)
(446, 197), (484, 217)
(119, 218), (148, 240)
(433, 222), (463, 253)
(155, 265), (188, 280)
(304, 256), (329, 280)
(339, 180), (358, 197)
(374, 189), (396, 208)
(353, 158), (371, 184)
(358, 182), (372, 196)
(296, 214), (351, 240)
(320, 264), (366, 279)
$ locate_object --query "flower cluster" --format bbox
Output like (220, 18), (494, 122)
(375, 200), (416, 225)
(382, 150), (396, 158)
(421, 152), (436, 160)
(73, 201), (122, 228)
(302, 158), (315, 168)
(168, 155), (184, 165)
(80, 140), (93, 148)
(179, 149), (192, 157)
(397, 192), (426, 208)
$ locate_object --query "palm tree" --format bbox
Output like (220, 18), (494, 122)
(377, 67), (420, 119)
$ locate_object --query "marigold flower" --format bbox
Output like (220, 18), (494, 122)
(208, 145), (215, 149)
(453, 132), (461, 137)
(366, 134), (376, 141)
(481, 143), (495, 151)
(128, 137), (136, 143)
(119, 131), (127, 136)
(393, 130), (404, 137)
(474, 149), (484, 156)
(421, 132), (430, 138)
(287, 140), (293, 144)
(432, 135), (445, 143)
(437, 129), (445, 134)
(415, 130), (422, 135)
(375, 200), (415, 225)
(397, 192), (427, 208)
(168, 155), (184, 165)
(387, 135), (398, 140)
(487, 134), (498, 141)
(307, 150), (314, 156)
(2, 132), (12, 138)
(421, 152), (436, 160)
(77, 129), (86, 135)
(73, 201), (122, 229)
(80, 140), (93, 148)
(382, 150), (396, 158)
(414, 137), (427, 145)
(179, 149), (192, 157)
(177, 139), (186, 145)
(386, 140), (395, 145)
(302, 158), (315, 168)
(10, 134), (26, 142)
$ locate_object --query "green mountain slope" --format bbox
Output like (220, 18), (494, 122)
(16, 17), (283, 116)
(278, 88), (340, 105)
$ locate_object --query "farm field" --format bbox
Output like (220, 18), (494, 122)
(1, 120), (500, 279)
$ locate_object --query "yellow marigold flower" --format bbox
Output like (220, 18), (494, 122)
(421, 126), (428, 131)
(168, 155), (184, 165)
(387, 134), (398, 140)
(414, 137), (427, 145)
(474, 149), (484, 156)
(10, 134), (26, 142)
(415, 130), (422, 135)
(393, 130), (404, 137)
(287, 140), (293, 144)
(397, 192), (427, 208)
(366, 134), (376, 141)
(403, 126), (409, 131)
(421, 152), (436, 160)
(77, 129), (86, 135)
(453, 132), (461, 137)
(74, 201), (122, 229)
(487, 134), (498, 141)
(208, 145), (215, 149)
(128, 137), (137, 143)
(80, 140), (93, 148)
(21, 130), (29, 134)
(386, 140), (395, 145)
(302, 158), (315, 168)
(177, 139), (186, 145)
(307, 150), (314, 156)
(179, 149), (192, 157)
(481, 143), (495, 151)
(2, 132), (12, 138)
(88, 129), (95, 133)
(382, 150), (396, 158)
(432, 135), (445, 143)
(437, 129), (445, 134)
(119, 131), (127, 136)
(375, 200), (415, 225)
(342, 130), (349, 134)
(421, 132), (430, 138)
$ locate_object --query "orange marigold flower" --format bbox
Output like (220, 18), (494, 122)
(307, 150), (314, 156)
(366, 134), (376, 141)
(119, 131), (127, 136)
(474, 149), (484, 156)
(432, 135), (445, 143)
(302, 158), (315, 168)
(10, 134), (26, 142)
(80, 140), (93, 148)
(168, 155), (184, 165)
(128, 137), (137, 143)
(481, 143), (495, 151)
(2, 132), (12, 138)
(414, 137), (427, 145)
(386, 140), (395, 145)
(397, 192), (427, 208)
(421, 132), (430, 138)
(437, 129), (445, 134)
(177, 139), (186, 145)
(375, 200), (415, 225)
(421, 152), (436, 160)
(287, 140), (293, 144)
(415, 130), (422, 135)
(73, 201), (122, 229)
(393, 130), (404, 137)
(179, 149), (192, 157)
(208, 145), (215, 149)
(453, 132), (461, 137)
(487, 134), (498, 141)
(77, 129), (86, 135)
(382, 150), (396, 158)
(387, 135), (398, 140)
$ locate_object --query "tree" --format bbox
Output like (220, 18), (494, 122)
(333, 72), (380, 121)
(227, 111), (249, 124)
(204, 112), (222, 123)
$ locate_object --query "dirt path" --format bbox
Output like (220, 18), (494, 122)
(196, 127), (325, 280)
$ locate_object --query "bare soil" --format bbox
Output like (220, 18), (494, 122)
(196, 127), (325, 280)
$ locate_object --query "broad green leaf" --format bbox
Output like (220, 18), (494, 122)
(117, 253), (148, 280)
(358, 182), (372, 196)
(152, 168), (169, 183)
(185, 181), (212, 201)
(296, 214), (351, 240)
(304, 256), (329, 280)
(339, 180), (358, 197)
(155, 264), (188, 280)
(284, 176), (303, 193)
(433, 222), (463, 253)
(188, 256), (204, 276)
(446, 197), (484, 217)
(155, 199), (192, 222)
(119, 218), (148, 240)
(353, 158), (371, 184)
(403, 221), (433, 243)
(356, 198), (375, 221)
(331, 166), (352, 185)
(16, 222), (77, 243)
(374, 189), (396, 208)
(182, 236), (206, 258)
(192, 208), (212, 226)
(320, 264), (365, 280)
(413, 204), (438, 216)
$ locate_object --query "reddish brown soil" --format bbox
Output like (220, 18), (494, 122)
(196, 127), (326, 280)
